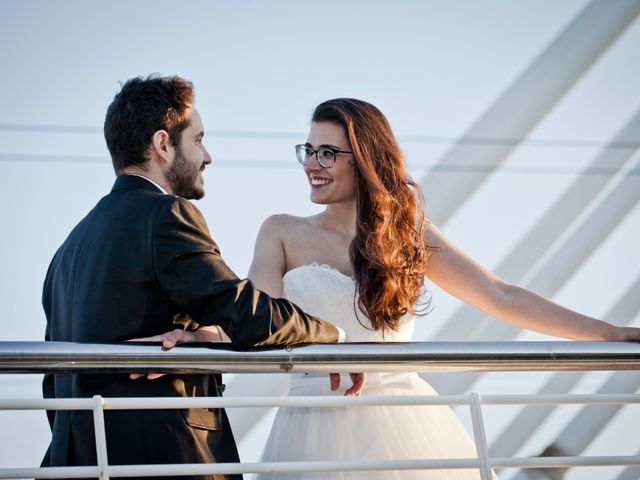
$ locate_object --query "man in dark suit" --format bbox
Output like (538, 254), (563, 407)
(42, 75), (357, 479)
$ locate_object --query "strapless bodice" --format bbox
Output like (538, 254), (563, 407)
(282, 263), (414, 342)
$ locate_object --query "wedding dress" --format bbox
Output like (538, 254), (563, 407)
(256, 263), (497, 479)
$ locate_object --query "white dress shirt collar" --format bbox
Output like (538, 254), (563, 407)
(129, 174), (169, 195)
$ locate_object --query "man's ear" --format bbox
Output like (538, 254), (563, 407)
(150, 130), (173, 164)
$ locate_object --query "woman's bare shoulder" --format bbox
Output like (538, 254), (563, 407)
(260, 213), (319, 234)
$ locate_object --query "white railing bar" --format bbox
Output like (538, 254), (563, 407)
(491, 455), (640, 468)
(109, 458), (484, 476)
(0, 466), (100, 479)
(0, 396), (471, 410)
(2, 455), (640, 478)
(479, 393), (640, 405)
(2, 341), (639, 374)
(0, 459), (481, 479)
(91, 396), (110, 480)
(0, 398), (97, 410)
(1, 393), (639, 411)
(102, 395), (473, 409)
(470, 392), (493, 479)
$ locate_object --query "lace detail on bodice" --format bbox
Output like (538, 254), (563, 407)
(282, 263), (414, 342)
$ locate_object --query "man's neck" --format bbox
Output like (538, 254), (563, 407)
(120, 167), (172, 195)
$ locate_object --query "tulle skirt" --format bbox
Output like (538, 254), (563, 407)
(255, 372), (498, 479)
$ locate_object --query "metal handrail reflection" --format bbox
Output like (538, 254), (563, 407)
(0, 340), (639, 374)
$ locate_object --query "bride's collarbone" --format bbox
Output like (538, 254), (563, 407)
(298, 216), (355, 245)
(283, 236), (354, 279)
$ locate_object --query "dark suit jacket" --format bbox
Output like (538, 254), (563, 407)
(42, 175), (339, 479)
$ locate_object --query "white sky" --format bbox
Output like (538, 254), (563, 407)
(1, 1), (639, 478)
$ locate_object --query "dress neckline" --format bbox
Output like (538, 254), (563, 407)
(283, 262), (356, 284)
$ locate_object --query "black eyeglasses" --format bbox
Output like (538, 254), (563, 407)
(295, 144), (353, 168)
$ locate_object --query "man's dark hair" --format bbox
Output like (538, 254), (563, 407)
(104, 74), (194, 173)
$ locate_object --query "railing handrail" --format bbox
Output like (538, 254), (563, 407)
(1, 340), (639, 374)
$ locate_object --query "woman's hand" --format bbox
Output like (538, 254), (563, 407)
(128, 326), (230, 380)
(330, 372), (367, 396)
(604, 326), (640, 342)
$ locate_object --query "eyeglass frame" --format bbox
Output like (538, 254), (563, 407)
(295, 143), (353, 168)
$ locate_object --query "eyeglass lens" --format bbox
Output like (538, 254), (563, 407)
(296, 145), (336, 168)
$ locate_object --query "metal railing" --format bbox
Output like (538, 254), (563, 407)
(1, 341), (639, 479)
(3, 340), (640, 374)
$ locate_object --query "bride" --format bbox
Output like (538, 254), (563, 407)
(142, 98), (640, 478)
(245, 98), (640, 479)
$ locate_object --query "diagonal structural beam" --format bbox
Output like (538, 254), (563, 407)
(551, 371), (640, 456)
(616, 457), (640, 480)
(513, 371), (640, 480)
(425, 109), (640, 344)
(420, 0), (640, 226)
(489, 275), (640, 459)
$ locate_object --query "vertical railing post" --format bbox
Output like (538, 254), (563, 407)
(470, 392), (493, 480)
(92, 395), (110, 480)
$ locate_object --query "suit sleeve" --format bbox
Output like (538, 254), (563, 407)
(153, 197), (340, 346)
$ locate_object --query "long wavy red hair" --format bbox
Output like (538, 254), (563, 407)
(312, 99), (430, 332)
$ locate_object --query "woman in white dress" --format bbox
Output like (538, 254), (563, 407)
(245, 98), (640, 479)
(142, 98), (640, 478)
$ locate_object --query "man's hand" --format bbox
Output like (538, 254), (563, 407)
(330, 372), (367, 396)
(128, 326), (230, 380)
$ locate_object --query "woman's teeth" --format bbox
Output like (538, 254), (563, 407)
(311, 178), (331, 186)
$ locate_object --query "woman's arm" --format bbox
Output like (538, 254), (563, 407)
(423, 222), (639, 341)
(247, 215), (289, 298)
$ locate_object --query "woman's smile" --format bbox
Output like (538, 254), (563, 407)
(310, 175), (333, 188)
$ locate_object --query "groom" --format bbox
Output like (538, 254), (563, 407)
(42, 75), (357, 479)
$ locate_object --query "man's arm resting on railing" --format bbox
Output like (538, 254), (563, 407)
(153, 198), (343, 346)
(127, 327), (366, 396)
